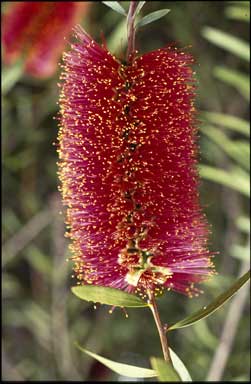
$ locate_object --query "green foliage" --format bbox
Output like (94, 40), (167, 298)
(76, 344), (157, 378)
(71, 285), (147, 307)
(150, 357), (180, 381)
(213, 66), (250, 100)
(169, 348), (192, 381)
(107, 18), (127, 53)
(200, 125), (249, 170)
(203, 112), (250, 136)
(199, 165), (250, 197)
(225, 4), (250, 22)
(76, 344), (192, 381)
(2, 60), (24, 95)
(202, 27), (250, 61)
(135, 1), (146, 17)
(72, 270), (250, 380)
(168, 271), (250, 331)
(102, 2), (127, 16)
(136, 9), (170, 29)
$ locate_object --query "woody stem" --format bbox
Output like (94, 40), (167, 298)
(127, 1), (138, 62)
(147, 290), (173, 365)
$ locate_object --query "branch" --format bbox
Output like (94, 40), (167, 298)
(206, 258), (250, 381)
(147, 290), (174, 365)
(2, 209), (51, 267)
(126, 1), (138, 62)
(50, 195), (82, 380)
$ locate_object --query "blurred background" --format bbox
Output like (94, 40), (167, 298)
(2, 1), (250, 381)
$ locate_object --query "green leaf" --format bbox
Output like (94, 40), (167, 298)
(25, 245), (52, 276)
(135, 1), (146, 17)
(230, 244), (250, 261)
(191, 320), (218, 350)
(199, 165), (250, 197)
(200, 125), (249, 170)
(169, 348), (192, 381)
(225, 5), (250, 21)
(202, 26), (250, 61)
(214, 66), (250, 101)
(168, 270), (250, 331)
(76, 344), (156, 378)
(136, 9), (170, 29)
(2, 61), (24, 95)
(236, 216), (250, 233)
(202, 112), (250, 137)
(150, 357), (181, 382)
(107, 18), (127, 54)
(71, 285), (148, 307)
(102, 1), (127, 16)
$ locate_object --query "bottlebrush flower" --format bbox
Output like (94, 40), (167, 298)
(2, 2), (90, 78)
(57, 25), (216, 299)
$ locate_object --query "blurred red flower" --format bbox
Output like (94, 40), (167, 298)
(58, 26), (216, 299)
(2, 1), (90, 78)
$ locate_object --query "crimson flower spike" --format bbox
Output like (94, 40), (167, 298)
(2, 2), (90, 78)
(57, 24), (216, 300)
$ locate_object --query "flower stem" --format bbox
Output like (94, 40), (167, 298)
(147, 290), (174, 365)
(126, 1), (138, 62)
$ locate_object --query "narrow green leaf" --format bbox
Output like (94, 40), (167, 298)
(136, 9), (170, 29)
(200, 125), (249, 170)
(168, 270), (250, 331)
(225, 6), (250, 21)
(202, 112), (250, 137)
(236, 216), (250, 233)
(214, 66), (250, 101)
(231, 244), (250, 261)
(71, 285), (147, 307)
(169, 348), (192, 381)
(102, 1), (127, 16)
(76, 344), (156, 378)
(2, 61), (24, 95)
(107, 18), (127, 54)
(202, 26), (250, 61)
(135, 1), (146, 16)
(199, 165), (250, 197)
(150, 357), (180, 382)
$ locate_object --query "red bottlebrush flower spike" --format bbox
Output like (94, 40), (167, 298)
(2, 2), (90, 78)
(58, 26), (216, 299)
